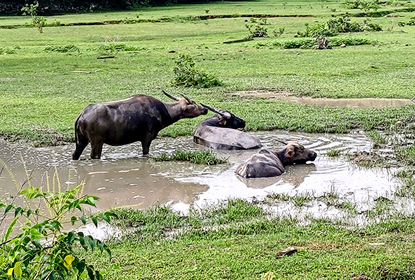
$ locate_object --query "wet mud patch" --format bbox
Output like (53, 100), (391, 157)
(0, 130), (405, 224)
(235, 90), (413, 108)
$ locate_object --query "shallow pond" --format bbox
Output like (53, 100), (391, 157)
(0, 130), (402, 217)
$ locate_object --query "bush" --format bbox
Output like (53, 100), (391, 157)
(172, 54), (222, 88)
(44, 44), (80, 53)
(0, 168), (115, 280)
(296, 15), (382, 38)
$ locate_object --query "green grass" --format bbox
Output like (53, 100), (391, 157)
(152, 149), (227, 165)
(2, 1), (415, 278)
(1, 0), (415, 145)
(84, 202), (415, 279)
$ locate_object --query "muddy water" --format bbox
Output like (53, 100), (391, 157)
(0, 131), (401, 215)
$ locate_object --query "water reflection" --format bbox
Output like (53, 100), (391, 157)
(0, 130), (402, 215)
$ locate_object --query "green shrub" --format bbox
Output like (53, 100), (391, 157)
(245, 17), (269, 38)
(296, 15), (382, 38)
(0, 169), (115, 280)
(172, 54), (222, 88)
(153, 149), (227, 165)
(94, 43), (146, 53)
(44, 44), (80, 53)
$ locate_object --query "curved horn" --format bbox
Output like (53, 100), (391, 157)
(201, 103), (222, 115)
(179, 93), (194, 104)
(201, 103), (231, 119)
(276, 139), (288, 145)
(162, 90), (179, 101)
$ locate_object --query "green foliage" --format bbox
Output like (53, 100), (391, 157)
(44, 44), (80, 53)
(296, 15), (382, 38)
(327, 149), (341, 157)
(153, 149), (227, 165)
(343, 0), (381, 11)
(245, 17), (269, 38)
(21, 1), (46, 33)
(92, 43), (147, 53)
(0, 171), (115, 280)
(172, 54), (222, 88)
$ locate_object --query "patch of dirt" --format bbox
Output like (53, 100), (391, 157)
(233, 90), (413, 108)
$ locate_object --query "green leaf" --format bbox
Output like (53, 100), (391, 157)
(81, 215), (87, 225)
(14, 261), (22, 277)
(71, 216), (77, 225)
(14, 207), (23, 217)
(67, 231), (75, 243)
(92, 216), (98, 227)
(4, 204), (13, 214)
(3, 215), (19, 242)
(89, 238), (97, 251)
(76, 259), (86, 274)
(87, 266), (94, 280)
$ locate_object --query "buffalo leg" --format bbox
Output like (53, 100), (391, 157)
(90, 140), (104, 159)
(72, 137), (89, 160)
(141, 136), (154, 156)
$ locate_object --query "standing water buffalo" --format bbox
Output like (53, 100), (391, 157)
(235, 141), (317, 178)
(193, 104), (262, 150)
(72, 90), (208, 160)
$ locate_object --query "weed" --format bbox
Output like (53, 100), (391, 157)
(367, 130), (387, 147)
(172, 54), (222, 88)
(292, 192), (314, 207)
(273, 27), (285, 37)
(44, 44), (80, 53)
(296, 14), (382, 38)
(21, 1), (46, 33)
(266, 193), (291, 202)
(344, 0), (380, 12)
(327, 149), (341, 157)
(152, 149), (227, 165)
(0, 47), (18, 55)
(92, 43), (146, 53)
(246, 17), (269, 38)
(396, 146), (415, 166)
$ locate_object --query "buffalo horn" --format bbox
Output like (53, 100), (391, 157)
(162, 90), (179, 101)
(201, 103), (231, 119)
(276, 139), (288, 145)
(179, 93), (195, 104)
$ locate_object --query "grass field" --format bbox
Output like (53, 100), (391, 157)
(2, 0), (415, 279)
(1, 0), (415, 145)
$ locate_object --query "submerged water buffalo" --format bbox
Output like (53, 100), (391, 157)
(72, 90), (208, 160)
(235, 141), (317, 178)
(193, 104), (262, 150)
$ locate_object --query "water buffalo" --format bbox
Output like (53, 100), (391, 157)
(193, 104), (262, 150)
(72, 90), (208, 160)
(235, 141), (317, 178)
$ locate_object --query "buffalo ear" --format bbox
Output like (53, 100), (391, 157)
(285, 147), (295, 158)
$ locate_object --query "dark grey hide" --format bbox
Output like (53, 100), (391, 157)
(72, 90), (207, 160)
(235, 141), (317, 178)
(193, 104), (262, 150)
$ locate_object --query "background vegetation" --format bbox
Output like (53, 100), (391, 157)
(0, 0), (414, 147)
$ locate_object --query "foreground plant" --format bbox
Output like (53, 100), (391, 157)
(0, 171), (115, 280)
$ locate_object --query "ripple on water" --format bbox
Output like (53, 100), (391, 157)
(0, 131), (402, 218)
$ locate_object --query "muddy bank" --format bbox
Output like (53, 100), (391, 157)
(235, 90), (413, 108)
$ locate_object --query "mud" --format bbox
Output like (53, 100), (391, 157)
(0, 130), (401, 216)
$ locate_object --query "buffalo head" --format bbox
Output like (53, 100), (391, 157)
(274, 141), (317, 165)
